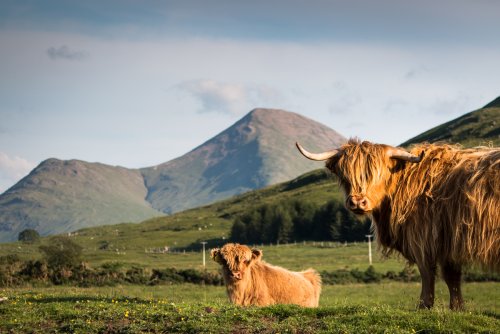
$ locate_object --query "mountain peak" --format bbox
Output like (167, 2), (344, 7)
(246, 108), (308, 122)
(247, 107), (290, 117)
(141, 108), (346, 214)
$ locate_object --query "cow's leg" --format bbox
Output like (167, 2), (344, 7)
(417, 262), (436, 309)
(441, 262), (464, 310)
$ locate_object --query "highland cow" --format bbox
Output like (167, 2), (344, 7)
(296, 139), (499, 310)
(211, 243), (321, 307)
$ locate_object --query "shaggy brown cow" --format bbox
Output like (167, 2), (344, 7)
(296, 139), (499, 310)
(211, 243), (321, 307)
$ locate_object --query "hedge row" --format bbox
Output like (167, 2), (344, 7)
(1, 255), (498, 287)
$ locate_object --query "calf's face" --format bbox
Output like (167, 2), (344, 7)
(211, 243), (262, 282)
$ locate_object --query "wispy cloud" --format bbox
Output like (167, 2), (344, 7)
(47, 45), (88, 61)
(0, 152), (35, 193)
(404, 65), (431, 80)
(428, 94), (473, 116)
(177, 80), (282, 116)
(328, 81), (362, 115)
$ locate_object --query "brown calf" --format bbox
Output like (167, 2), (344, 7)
(211, 243), (321, 307)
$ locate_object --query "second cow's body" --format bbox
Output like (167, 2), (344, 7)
(211, 243), (321, 307)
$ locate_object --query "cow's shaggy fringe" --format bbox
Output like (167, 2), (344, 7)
(328, 139), (500, 271)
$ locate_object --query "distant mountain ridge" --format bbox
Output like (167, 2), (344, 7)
(0, 159), (162, 242)
(0, 108), (346, 242)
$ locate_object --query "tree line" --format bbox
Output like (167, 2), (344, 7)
(230, 199), (372, 244)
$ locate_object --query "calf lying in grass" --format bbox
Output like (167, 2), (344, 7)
(211, 243), (321, 307)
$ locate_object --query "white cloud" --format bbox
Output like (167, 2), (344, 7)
(177, 80), (283, 116)
(0, 152), (35, 193)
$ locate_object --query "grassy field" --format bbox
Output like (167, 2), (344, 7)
(1, 236), (404, 274)
(1, 282), (498, 333)
(1, 242), (498, 333)
(3, 238), (499, 332)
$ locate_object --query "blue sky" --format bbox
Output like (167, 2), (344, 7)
(1, 0), (499, 193)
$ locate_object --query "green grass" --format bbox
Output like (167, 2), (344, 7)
(1, 282), (498, 333)
(2, 240), (497, 332)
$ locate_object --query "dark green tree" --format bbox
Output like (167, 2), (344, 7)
(230, 218), (247, 243)
(330, 211), (342, 241)
(245, 209), (263, 243)
(261, 204), (276, 243)
(39, 236), (83, 270)
(229, 198), (371, 244)
(277, 207), (293, 243)
(18, 229), (40, 243)
(291, 201), (317, 239)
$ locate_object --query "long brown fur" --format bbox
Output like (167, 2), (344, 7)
(211, 243), (321, 307)
(324, 138), (499, 309)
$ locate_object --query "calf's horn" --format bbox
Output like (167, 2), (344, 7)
(295, 142), (340, 161)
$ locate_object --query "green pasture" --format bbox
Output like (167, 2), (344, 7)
(2, 238), (498, 333)
(1, 282), (498, 333)
(2, 239), (405, 273)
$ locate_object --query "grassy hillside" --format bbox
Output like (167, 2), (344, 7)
(0, 159), (162, 242)
(401, 97), (500, 147)
(0, 169), (343, 269)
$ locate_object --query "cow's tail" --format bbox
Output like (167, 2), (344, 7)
(302, 268), (322, 306)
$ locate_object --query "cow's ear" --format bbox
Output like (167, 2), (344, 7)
(210, 248), (223, 264)
(251, 248), (263, 262)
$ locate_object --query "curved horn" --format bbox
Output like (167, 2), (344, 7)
(387, 147), (424, 163)
(295, 142), (340, 161)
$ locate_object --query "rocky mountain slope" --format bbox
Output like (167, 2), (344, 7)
(141, 108), (346, 213)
